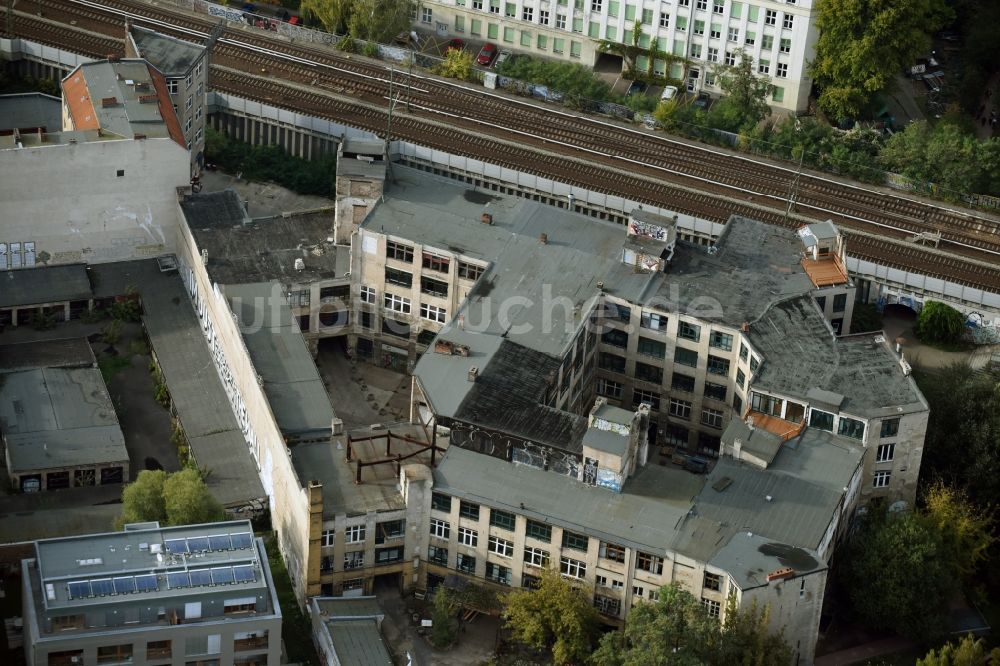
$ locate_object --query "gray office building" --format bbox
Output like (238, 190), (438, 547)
(22, 521), (281, 666)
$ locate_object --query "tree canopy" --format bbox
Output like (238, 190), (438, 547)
(592, 583), (792, 666)
(300, 0), (412, 42)
(502, 567), (601, 665)
(917, 633), (1000, 666)
(914, 301), (967, 347)
(809, 0), (952, 120)
(712, 49), (772, 132)
(118, 468), (225, 528)
(842, 507), (954, 643)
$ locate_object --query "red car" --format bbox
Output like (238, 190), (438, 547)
(477, 43), (498, 66)
(446, 38), (465, 54)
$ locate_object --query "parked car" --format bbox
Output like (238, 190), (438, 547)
(446, 38), (465, 54)
(477, 43), (498, 66)
(626, 81), (648, 97)
(288, 15), (302, 26)
(692, 91), (712, 109)
(660, 84), (679, 101)
(493, 49), (512, 68)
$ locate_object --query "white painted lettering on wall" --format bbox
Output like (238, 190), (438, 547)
(182, 263), (261, 465)
(591, 417), (630, 436)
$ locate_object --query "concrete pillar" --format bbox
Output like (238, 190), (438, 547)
(63, 303), (70, 321)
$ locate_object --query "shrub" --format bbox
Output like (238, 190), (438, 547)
(362, 41), (380, 58)
(337, 35), (358, 52)
(435, 48), (474, 81)
(915, 301), (966, 347)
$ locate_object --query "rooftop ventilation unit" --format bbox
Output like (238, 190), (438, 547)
(294, 258), (305, 271)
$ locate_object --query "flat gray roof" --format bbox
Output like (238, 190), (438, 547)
(0, 338), (95, 373)
(314, 595), (384, 618)
(225, 282), (335, 438)
(292, 424), (436, 518)
(327, 620), (393, 666)
(33, 520), (270, 611)
(89, 260), (265, 506)
(582, 427), (628, 457)
(71, 59), (173, 139)
(0, 367), (128, 473)
(435, 421), (860, 579)
(338, 156), (387, 180)
(182, 190), (347, 285)
(0, 93), (62, 133)
(0, 264), (91, 308)
(129, 26), (205, 76)
(749, 296), (927, 418)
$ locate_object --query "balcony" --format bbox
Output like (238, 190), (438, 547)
(234, 636), (269, 652)
(801, 252), (848, 288)
(744, 409), (805, 442)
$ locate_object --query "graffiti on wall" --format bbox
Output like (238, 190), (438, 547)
(628, 219), (669, 241)
(591, 417), (630, 436)
(181, 262), (261, 467)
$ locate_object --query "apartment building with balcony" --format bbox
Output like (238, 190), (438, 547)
(413, 0), (818, 111)
(21, 520), (281, 666)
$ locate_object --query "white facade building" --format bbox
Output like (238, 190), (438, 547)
(413, 0), (816, 111)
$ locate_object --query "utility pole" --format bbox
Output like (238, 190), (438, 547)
(784, 148), (805, 225)
(6, 0), (14, 39)
(384, 65), (398, 182)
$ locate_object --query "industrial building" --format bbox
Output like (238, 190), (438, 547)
(21, 520), (281, 666)
(0, 57), (189, 270)
(0, 339), (129, 493)
(412, 0), (818, 112)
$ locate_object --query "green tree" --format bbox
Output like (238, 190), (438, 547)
(117, 469), (168, 528)
(117, 469), (224, 529)
(713, 49), (772, 131)
(435, 47), (474, 81)
(163, 468), (226, 526)
(917, 633), (1000, 666)
(502, 567), (601, 665)
(919, 481), (996, 581)
(842, 508), (954, 642)
(592, 584), (792, 666)
(430, 587), (458, 648)
(347, 0), (413, 42)
(914, 301), (966, 347)
(300, 0), (354, 33)
(810, 0), (952, 120)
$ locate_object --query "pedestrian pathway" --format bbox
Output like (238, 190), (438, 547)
(973, 72), (1000, 140)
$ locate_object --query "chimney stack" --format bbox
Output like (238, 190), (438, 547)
(481, 213), (493, 225)
(467, 367), (478, 382)
(741, 322), (750, 333)
(539, 233), (548, 245)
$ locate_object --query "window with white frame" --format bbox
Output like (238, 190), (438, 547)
(744, 31), (756, 45)
(838, 416), (865, 440)
(485, 562), (512, 585)
(633, 585), (645, 597)
(458, 527), (478, 547)
(597, 378), (623, 400)
(779, 37), (791, 53)
(765, 9), (776, 25)
(707, 47), (719, 62)
(560, 556), (586, 579)
(591, 0), (602, 11)
(167, 79), (179, 94)
(702, 408), (724, 428)
(873, 471), (891, 488)
(713, 0), (724, 13)
(488, 535), (514, 557)
(420, 303), (447, 323)
(522, 6), (533, 20)
(702, 598), (721, 618)
(321, 529), (335, 547)
(725, 51), (736, 66)
(694, 19), (705, 35)
(758, 59), (770, 74)
(421, 6), (432, 22)
(345, 525), (365, 543)
(633, 389), (661, 411)
(636, 551), (663, 574)
(690, 43), (703, 59)
(640, 311), (667, 331)
(540, 8), (549, 24)
(523, 546), (549, 568)
(669, 398), (692, 419)
(599, 542), (626, 562)
(710, 23), (721, 38)
(776, 62), (788, 78)
(703, 572), (722, 591)
(555, 13), (565, 29)
(728, 26), (739, 42)
(678, 0), (689, 6)
(430, 518), (450, 539)
(782, 14), (793, 29)
(384, 293), (411, 314)
(704, 72), (716, 86)
(696, 0), (707, 9)
(876, 443), (895, 463)
(360, 285), (376, 303)
(659, 12), (669, 27)
(428, 545), (448, 565)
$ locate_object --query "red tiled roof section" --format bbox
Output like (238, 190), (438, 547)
(146, 64), (185, 149)
(63, 68), (99, 131)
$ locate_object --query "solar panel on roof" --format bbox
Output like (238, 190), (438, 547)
(189, 569), (213, 586)
(90, 579), (115, 596)
(68, 581), (92, 599)
(187, 537), (210, 552)
(208, 535), (232, 551)
(211, 567), (235, 585)
(167, 572), (190, 589)
(233, 565), (256, 583)
(164, 539), (189, 554)
(134, 574), (157, 592)
(113, 577), (136, 594)
(230, 532), (253, 549)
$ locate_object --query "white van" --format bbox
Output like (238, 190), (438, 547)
(660, 85), (679, 101)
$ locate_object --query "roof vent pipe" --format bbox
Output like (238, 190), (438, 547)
(468, 367), (478, 382)
(481, 213), (493, 225)
(539, 233), (548, 245)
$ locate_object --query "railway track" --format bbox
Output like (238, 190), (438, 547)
(10, 2), (1000, 291)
